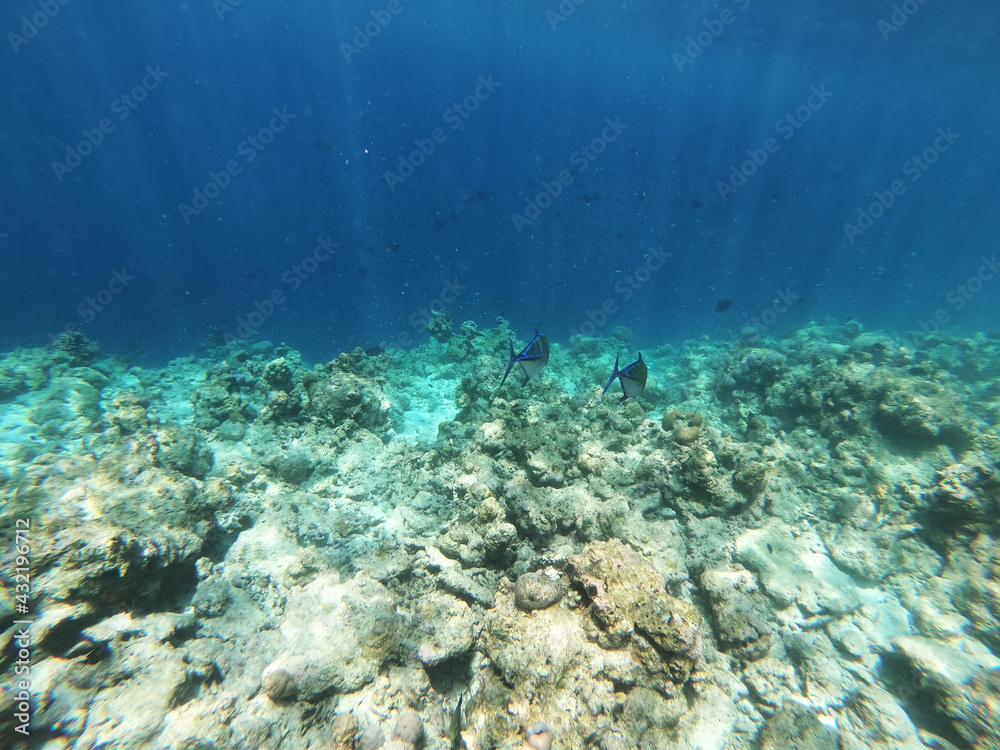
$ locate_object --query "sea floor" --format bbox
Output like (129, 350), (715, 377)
(1, 317), (999, 749)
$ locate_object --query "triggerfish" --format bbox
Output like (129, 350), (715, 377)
(498, 330), (549, 389)
(602, 352), (647, 401)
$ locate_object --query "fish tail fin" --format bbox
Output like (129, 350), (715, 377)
(496, 339), (517, 392)
(601, 353), (621, 397)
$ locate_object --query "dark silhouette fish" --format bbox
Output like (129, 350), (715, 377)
(602, 352), (647, 401)
(715, 298), (732, 313)
(498, 330), (549, 389)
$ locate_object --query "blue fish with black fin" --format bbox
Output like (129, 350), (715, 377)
(602, 352), (647, 401)
(498, 330), (549, 389)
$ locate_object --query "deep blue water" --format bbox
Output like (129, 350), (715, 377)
(2, 0), (998, 364)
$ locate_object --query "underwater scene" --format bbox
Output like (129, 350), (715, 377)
(2, 1), (1000, 748)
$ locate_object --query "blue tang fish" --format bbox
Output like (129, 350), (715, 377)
(498, 330), (549, 389)
(602, 352), (647, 401)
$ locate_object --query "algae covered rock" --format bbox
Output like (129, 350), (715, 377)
(783, 630), (864, 710)
(701, 566), (774, 660)
(875, 387), (975, 451)
(476, 541), (703, 748)
(108, 390), (150, 433)
(759, 704), (838, 750)
(413, 592), (477, 667)
(45, 611), (218, 749)
(838, 684), (923, 750)
(924, 461), (1000, 530)
(262, 574), (403, 700)
(670, 442), (748, 517)
(191, 559), (231, 618)
(329, 712), (360, 748)
(15, 446), (231, 618)
(215, 416), (247, 441)
(722, 347), (787, 394)
(568, 539), (703, 673)
(304, 368), (391, 435)
(732, 450), (768, 496)
(619, 686), (687, 744)
(891, 635), (1000, 748)
(28, 370), (104, 439)
(192, 383), (244, 430)
(266, 446), (314, 485)
(0, 362), (27, 401)
(151, 422), (214, 479)
(875, 390), (940, 444)
(246, 353), (308, 421)
(952, 534), (1000, 649)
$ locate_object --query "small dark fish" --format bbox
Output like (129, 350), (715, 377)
(602, 352), (647, 402)
(498, 330), (549, 389)
(449, 694), (464, 749)
(715, 298), (732, 313)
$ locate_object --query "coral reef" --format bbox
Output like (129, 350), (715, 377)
(1, 321), (999, 749)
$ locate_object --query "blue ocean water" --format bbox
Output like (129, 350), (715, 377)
(1, 0), (997, 364)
